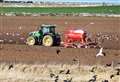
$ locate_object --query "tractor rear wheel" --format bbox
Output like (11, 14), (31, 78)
(42, 35), (53, 47)
(26, 36), (36, 46)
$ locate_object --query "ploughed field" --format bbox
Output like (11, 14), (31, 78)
(0, 16), (120, 65)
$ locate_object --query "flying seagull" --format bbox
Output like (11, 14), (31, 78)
(96, 47), (105, 57)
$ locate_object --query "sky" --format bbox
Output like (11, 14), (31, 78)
(4, 0), (120, 3)
(41, 0), (119, 3)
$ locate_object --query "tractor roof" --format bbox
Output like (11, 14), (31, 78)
(41, 24), (56, 27)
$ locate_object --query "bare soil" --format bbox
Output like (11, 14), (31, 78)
(0, 16), (120, 65)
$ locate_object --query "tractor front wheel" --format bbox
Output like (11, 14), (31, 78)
(42, 35), (53, 47)
(26, 36), (36, 46)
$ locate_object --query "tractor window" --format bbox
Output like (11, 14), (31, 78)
(42, 27), (49, 34)
(50, 27), (55, 33)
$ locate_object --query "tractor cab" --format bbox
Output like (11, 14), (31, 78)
(39, 24), (56, 35)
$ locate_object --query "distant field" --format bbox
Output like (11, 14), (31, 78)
(0, 6), (120, 14)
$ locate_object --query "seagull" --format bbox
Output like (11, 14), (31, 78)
(66, 69), (70, 74)
(50, 73), (55, 78)
(88, 75), (97, 82)
(96, 47), (105, 57)
(8, 64), (14, 70)
(102, 80), (109, 82)
(59, 70), (65, 74)
(56, 49), (61, 55)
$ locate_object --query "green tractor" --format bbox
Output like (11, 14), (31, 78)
(26, 24), (61, 47)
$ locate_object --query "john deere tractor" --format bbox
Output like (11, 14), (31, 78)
(26, 24), (61, 47)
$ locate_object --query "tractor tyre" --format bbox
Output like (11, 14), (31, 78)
(42, 35), (53, 47)
(54, 37), (61, 46)
(26, 36), (36, 46)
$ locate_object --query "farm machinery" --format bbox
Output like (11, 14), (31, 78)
(26, 24), (61, 46)
(63, 29), (88, 48)
(62, 29), (98, 48)
(26, 24), (99, 48)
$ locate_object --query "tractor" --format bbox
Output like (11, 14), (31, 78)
(26, 24), (61, 47)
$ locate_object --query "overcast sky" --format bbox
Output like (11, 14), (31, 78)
(4, 0), (120, 3)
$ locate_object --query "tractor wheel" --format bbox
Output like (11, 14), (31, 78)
(26, 36), (36, 46)
(42, 35), (53, 47)
(54, 37), (61, 46)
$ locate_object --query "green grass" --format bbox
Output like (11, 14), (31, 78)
(0, 6), (120, 14)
